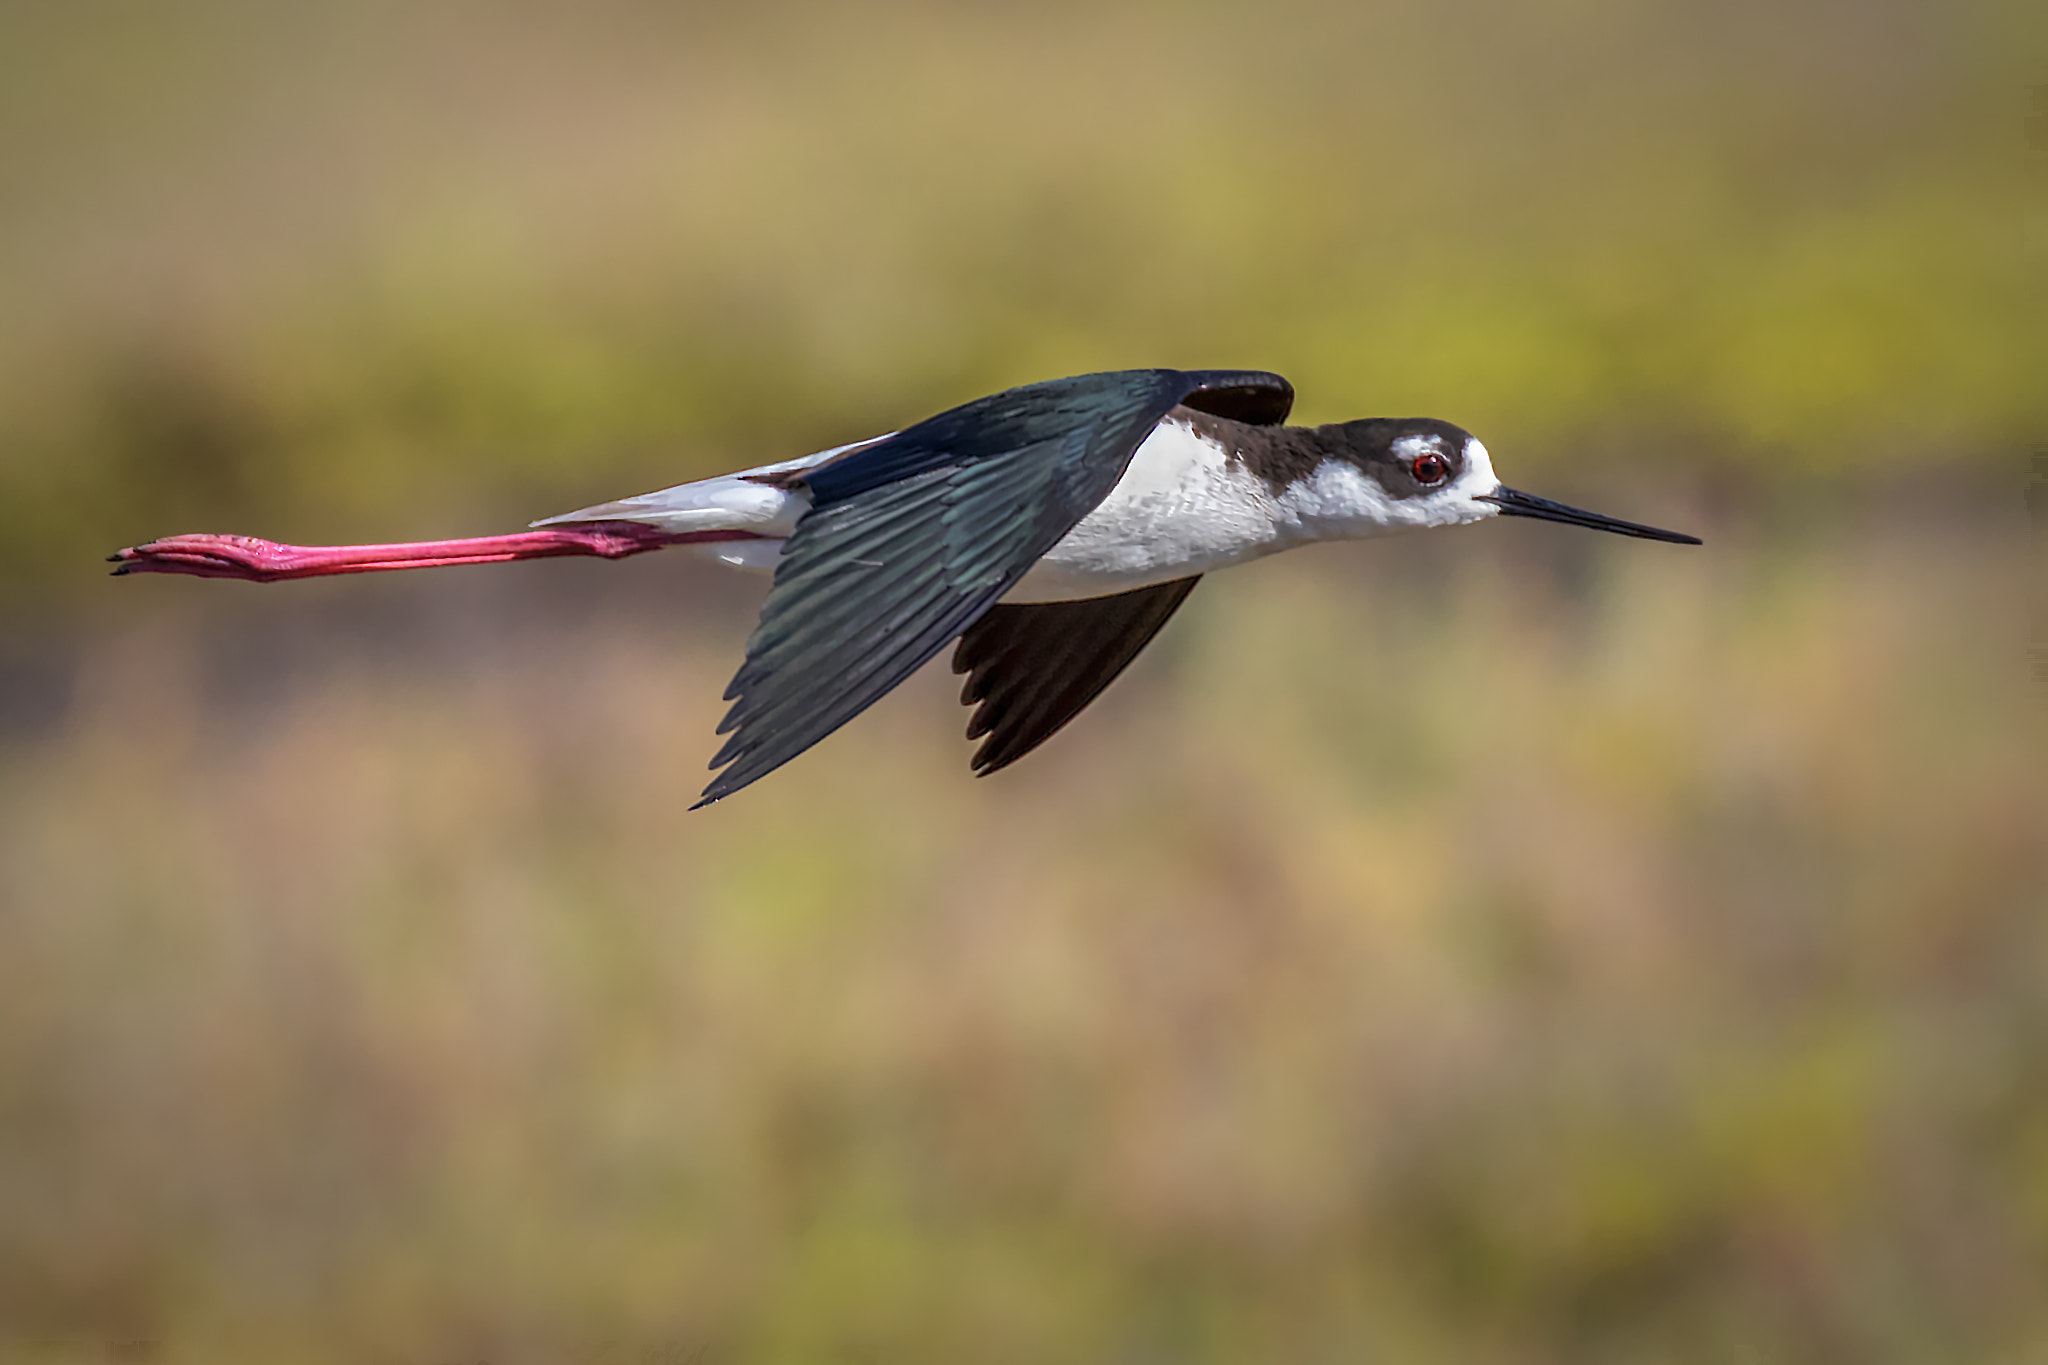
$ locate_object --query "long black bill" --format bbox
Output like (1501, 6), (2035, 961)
(1478, 486), (1701, 544)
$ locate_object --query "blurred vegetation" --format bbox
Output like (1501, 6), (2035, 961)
(5, 527), (2045, 1363)
(2, 0), (2046, 1361)
(0, 0), (2042, 604)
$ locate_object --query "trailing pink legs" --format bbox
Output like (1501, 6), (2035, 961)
(109, 522), (759, 583)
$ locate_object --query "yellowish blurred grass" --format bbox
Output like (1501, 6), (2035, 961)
(4, 517), (2043, 1362)
(0, 0), (2040, 604)
(3, 0), (2045, 1358)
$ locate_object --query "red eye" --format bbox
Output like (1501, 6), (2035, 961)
(1412, 452), (1450, 486)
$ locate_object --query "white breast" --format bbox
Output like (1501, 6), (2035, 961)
(1004, 417), (1285, 603)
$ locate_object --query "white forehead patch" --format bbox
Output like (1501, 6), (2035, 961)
(1460, 437), (1496, 488)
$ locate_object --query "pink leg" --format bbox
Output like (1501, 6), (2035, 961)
(110, 521), (759, 583)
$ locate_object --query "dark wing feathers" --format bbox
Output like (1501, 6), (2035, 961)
(695, 368), (1290, 806)
(699, 473), (1013, 791)
(1178, 374), (1294, 426)
(951, 577), (1200, 775)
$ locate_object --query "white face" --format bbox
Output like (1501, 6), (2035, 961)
(1277, 434), (1505, 538)
(1404, 434), (1503, 525)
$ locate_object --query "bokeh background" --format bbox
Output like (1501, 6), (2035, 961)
(4, 1), (2046, 1360)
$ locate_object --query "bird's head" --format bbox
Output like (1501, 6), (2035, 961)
(1285, 418), (1701, 545)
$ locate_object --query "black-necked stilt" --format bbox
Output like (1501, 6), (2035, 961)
(113, 368), (1701, 804)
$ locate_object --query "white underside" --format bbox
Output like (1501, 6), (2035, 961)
(534, 417), (1501, 602)
(1007, 419), (1291, 601)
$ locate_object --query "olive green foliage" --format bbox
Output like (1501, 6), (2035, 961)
(6, 531), (2044, 1363)
(1, 1), (2045, 1361)
(0, 0), (2038, 600)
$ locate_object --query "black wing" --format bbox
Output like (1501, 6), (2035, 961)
(695, 368), (1291, 806)
(942, 370), (1298, 778)
(952, 576), (1200, 776)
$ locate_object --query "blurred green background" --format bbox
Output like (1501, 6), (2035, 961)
(3, 0), (2046, 1360)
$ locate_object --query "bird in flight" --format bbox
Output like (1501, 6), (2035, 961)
(112, 368), (1700, 806)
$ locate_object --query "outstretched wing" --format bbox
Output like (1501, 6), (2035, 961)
(941, 368), (1298, 778)
(952, 576), (1200, 776)
(695, 368), (1291, 806)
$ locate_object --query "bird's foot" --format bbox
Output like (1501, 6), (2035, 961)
(109, 534), (309, 581)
